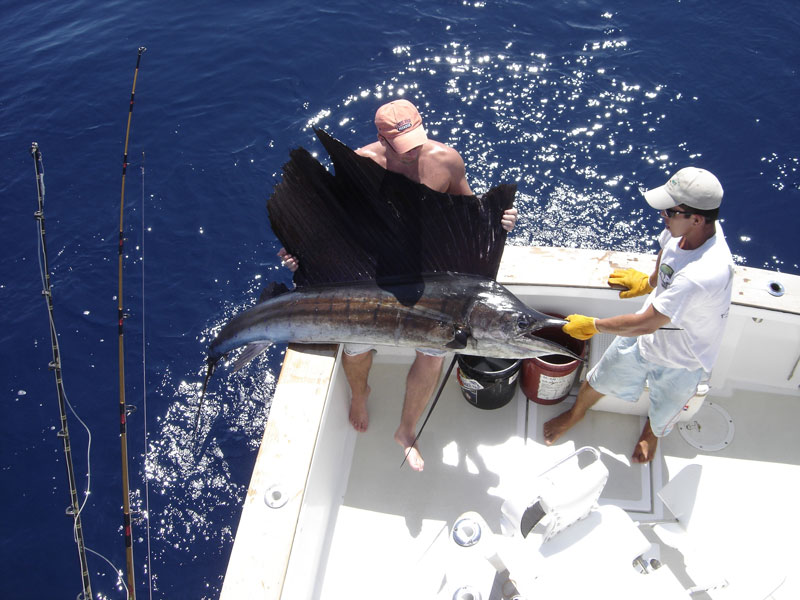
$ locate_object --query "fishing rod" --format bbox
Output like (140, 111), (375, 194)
(31, 142), (94, 600)
(118, 46), (146, 600)
(401, 355), (458, 469)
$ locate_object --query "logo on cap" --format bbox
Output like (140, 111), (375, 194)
(396, 119), (412, 132)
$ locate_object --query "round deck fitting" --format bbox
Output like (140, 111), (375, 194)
(767, 280), (785, 297)
(452, 585), (482, 600)
(452, 516), (482, 547)
(678, 401), (735, 451)
(264, 484), (289, 508)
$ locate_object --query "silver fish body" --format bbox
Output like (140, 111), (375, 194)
(209, 273), (578, 362)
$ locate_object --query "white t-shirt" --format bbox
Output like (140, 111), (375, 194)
(638, 223), (734, 373)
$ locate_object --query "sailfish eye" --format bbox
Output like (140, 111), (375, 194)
(517, 316), (530, 331)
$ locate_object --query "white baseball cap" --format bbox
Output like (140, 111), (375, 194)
(643, 167), (723, 211)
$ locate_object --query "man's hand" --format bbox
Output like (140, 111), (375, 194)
(501, 207), (518, 232)
(277, 248), (298, 272)
(608, 268), (653, 299)
(563, 314), (599, 340)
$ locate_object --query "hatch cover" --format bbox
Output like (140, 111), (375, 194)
(678, 401), (734, 451)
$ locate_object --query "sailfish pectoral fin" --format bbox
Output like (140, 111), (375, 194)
(231, 342), (272, 372)
(445, 326), (470, 349)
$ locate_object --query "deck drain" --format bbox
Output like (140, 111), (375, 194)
(678, 401), (734, 451)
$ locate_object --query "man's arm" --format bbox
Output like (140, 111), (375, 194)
(562, 304), (671, 340)
(649, 249), (663, 289)
(595, 304), (671, 337)
(566, 247), (670, 340)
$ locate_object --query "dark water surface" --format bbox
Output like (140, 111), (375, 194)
(1, 1), (798, 598)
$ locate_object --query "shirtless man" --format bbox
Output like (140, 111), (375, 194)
(543, 167), (733, 463)
(279, 99), (517, 471)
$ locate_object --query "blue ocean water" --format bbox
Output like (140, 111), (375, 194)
(1, 1), (797, 598)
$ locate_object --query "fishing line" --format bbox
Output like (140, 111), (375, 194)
(401, 355), (458, 469)
(139, 151), (155, 600)
(117, 46), (146, 600)
(85, 547), (130, 599)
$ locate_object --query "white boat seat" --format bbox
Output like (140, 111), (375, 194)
(441, 447), (690, 599)
(587, 332), (709, 422)
(653, 465), (788, 599)
(500, 446), (608, 542)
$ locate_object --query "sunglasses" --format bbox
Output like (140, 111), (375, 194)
(661, 208), (695, 218)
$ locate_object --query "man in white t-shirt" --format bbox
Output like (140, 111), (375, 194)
(543, 167), (734, 463)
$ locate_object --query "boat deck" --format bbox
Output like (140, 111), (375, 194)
(322, 354), (522, 598)
(220, 247), (800, 600)
(319, 353), (799, 599)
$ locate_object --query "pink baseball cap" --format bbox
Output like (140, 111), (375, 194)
(374, 99), (428, 154)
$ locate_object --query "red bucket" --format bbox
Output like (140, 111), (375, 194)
(521, 316), (586, 405)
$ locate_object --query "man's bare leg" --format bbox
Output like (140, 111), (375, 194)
(394, 352), (444, 472)
(632, 419), (658, 463)
(543, 380), (604, 445)
(342, 351), (373, 432)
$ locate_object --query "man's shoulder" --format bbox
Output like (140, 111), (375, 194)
(356, 141), (383, 157)
(422, 140), (465, 166)
(356, 141), (387, 166)
(425, 139), (460, 155)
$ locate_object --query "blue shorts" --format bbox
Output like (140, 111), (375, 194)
(588, 335), (704, 437)
(343, 343), (445, 358)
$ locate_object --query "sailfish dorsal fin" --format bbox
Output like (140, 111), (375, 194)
(267, 129), (516, 288)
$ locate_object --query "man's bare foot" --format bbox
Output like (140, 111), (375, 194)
(395, 430), (424, 471)
(632, 420), (658, 463)
(543, 408), (582, 446)
(348, 386), (370, 432)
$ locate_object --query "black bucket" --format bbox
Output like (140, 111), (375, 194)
(456, 355), (522, 410)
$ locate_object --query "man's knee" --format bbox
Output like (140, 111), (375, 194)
(343, 343), (375, 357)
(414, 351), (445, 369)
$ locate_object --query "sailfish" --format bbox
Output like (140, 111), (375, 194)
(201, 130), (578, 406)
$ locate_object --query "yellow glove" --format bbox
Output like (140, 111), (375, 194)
(608, 268), (653, 299)
(563, 314), (599, 340)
